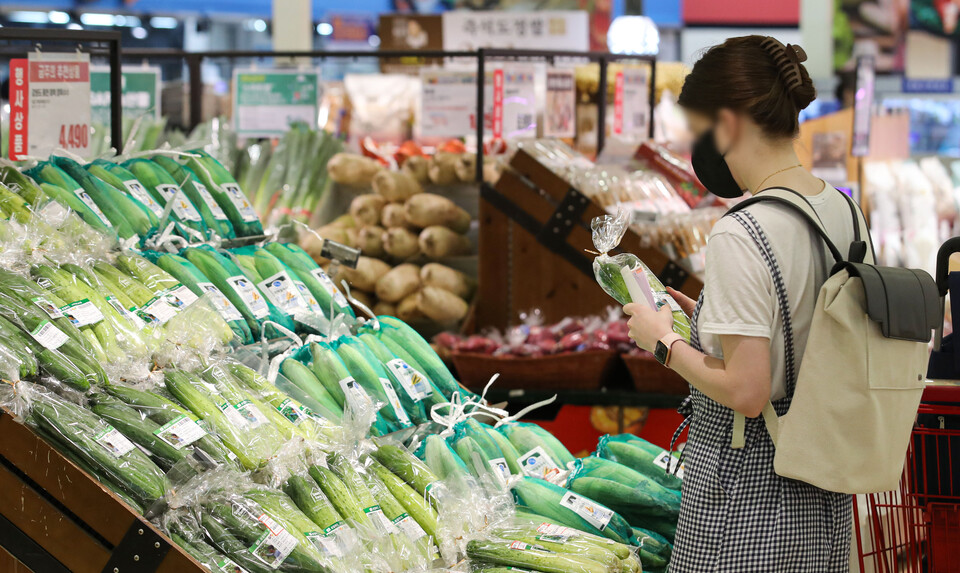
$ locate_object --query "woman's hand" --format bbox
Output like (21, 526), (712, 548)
(623, 303), (675, 352)
(666, 287), (697, 316)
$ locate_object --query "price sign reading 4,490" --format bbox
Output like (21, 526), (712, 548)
(60, 123), (90, 151)
(8, 53), (93, 160)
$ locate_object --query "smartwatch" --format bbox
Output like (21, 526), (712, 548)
(654, 333), (684, 367)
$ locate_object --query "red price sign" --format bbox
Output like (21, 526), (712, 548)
(492, 69), (504, 139)
(613, 72), (625, 135)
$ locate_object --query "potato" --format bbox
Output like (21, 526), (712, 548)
(382, 203), (416, 230)
(396, 292), (424, 322)
(337, 256), (391, 292)
(376, 263), (421, 303)
(327, 152), (383, 186)
(356, 225), (385, 257)
(344, 227), (358, 249)
(299, 232), (329, 265)
(419, 226), (471, 258)
(454, 153), (476, 183)
(428, 152), (460, 185)
(329, 214), (356, 228)
(383, 227), (421, 259)
(349, 194), (386, 226)
(373, 301), (397, 317)
(405, 194), (471, 233)
(416, 286), (468, 322)
(483, 157), (502, 184)
(372, 170), (422, 202)
(402, 155), (430, 185)
(421, 263), (476, 299)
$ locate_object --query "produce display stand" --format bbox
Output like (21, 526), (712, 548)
(0, 28), (124, 155)
(0, 409), (203, 573)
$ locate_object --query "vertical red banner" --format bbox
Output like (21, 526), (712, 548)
(613, 71), (624, 136)
(9, 59), (28, 160)
(492, 69), (504, 140)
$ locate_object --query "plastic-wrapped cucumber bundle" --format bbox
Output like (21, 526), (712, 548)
(104, 383), (238, 469)
(451, 418), (513, 486)
(122, 158), (210, 240)
(25, 162), (117, 236)
(511, 477), (636, 545)
(224, 359), (339, 444)
(466, 538), (620, 573)
(303, 341), (395, 436)
(278, 353), (345, 422)
(86, 159), (166, 227)
(201, 361), (305, 441)
(160, 509), (241, 571)
(332, 334), (413, 431)
(0, 316), (39, 381)
(0, 165), (47, 208)
(263, 242), (355, 319)
(566, 457), (680, 537)
(590, 210), (691, 341)
(25, 384), (169, 508)
(508, 512), (640, 569)
(142, 250), (253, 345)
(230, 245), (327, 332)
(152, 155), (236, 239)
(496, 421), (575, 484)
(356, 325), (443, 423)
(596, 433), (683, 491)
(186, 149), (264, 237)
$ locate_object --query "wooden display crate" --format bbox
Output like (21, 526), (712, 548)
(0, 410), (204, 573)
(476, 147), (703, 331)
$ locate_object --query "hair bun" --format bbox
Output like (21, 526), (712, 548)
(759, 37), (815, 110)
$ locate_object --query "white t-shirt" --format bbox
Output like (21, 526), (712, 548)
(697, 186), (865, 401)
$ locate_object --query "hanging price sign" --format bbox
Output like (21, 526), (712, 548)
(613, 68), (650, 140)
(492, 69), (505, 139)
(8, 54), (92, 160)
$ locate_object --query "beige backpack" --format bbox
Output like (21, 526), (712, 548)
(728, 188), (940, 494)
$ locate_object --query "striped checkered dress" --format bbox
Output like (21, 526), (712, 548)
(668, 210), (852, 572)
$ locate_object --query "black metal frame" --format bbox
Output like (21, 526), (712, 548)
(121, 47), (657, 181)
(0, 28), (124, 155)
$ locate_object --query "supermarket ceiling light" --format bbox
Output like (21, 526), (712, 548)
(80, 13), (117, 27)
(48, 11), (70, 25)
(132, 26), (148, 39)
(607, 16), (660, 56)
(8, 11), (49, 24)
(368, 34), (381, 47)
(67, 23), (83, 30)
(253, 19), (267, 32)
(317, 22), (333, 36)
(150, 17), (179, 29)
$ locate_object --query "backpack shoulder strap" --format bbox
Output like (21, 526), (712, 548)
(726, 187), (845, 265)
(837, 189), (876, 264)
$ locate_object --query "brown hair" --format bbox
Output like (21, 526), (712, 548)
(678, 35), (816, 138)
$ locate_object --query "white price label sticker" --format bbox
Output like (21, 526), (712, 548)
(250, 514), (298, 568)
(123, 180), (164, 217)
(153, 414), (206, 449)
(277, 398), (308, 426)
(488, 457), (511, 486)
(257, 271), (307, 316)
(29, 320), (69, 350)
(95, 426), (136, 458)
(227, 275), (269, 319)
(653, 451), (684, 479)
(558, 491), (614, 531)
(219, 401), (252, 429)
(217, 558), (250, 573)
(379, 377), (412, 427)
(60, 299), (104, 327)
(517, 446), (562, 482)
(74, 189), (112, 227)
(197, 282), (243, 322)
(310, 269), (349, 308)
(385, 359), (430, 402)
(363, 506), (396, 535)
(294, 281), (323, 314)
(137, 296), (179, 325)
(156, 184), (202, 222)
(193, 181), (228, 220)
(221, 183), (259, 222)
(393, 514), (427, 542)
(32, 297), (63, 319)
(233, 399), (268, 429)
(163, 284), (199, 310)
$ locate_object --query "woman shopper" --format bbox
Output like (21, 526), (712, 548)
(625, 36), (863, 572)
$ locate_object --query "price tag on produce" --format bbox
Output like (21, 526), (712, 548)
(544, 69), (576, 138)
(517, 446), (562, 482)
(153, 414), (206, 449)
(232, 69), (320, 138)
(9, 54), (92, 161)
(558, 491), (614, 531)
(95, 426), (136, 458)
(420, 67), (535, 139)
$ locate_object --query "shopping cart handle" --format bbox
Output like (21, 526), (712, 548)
(936, 237), (960, 296)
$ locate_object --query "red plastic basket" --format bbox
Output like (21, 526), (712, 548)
(855, 403), (960, 573)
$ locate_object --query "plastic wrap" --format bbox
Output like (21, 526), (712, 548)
(566, 457), (680, 537)
(332, 334), (414, 432)
(511, 477), (635, 545)
(596, 434), (682, 491)
(590, 210), (691, 341)
(494, 422), (573, 485)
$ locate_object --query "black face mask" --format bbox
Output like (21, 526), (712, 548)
(691, 129), (744, 199)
